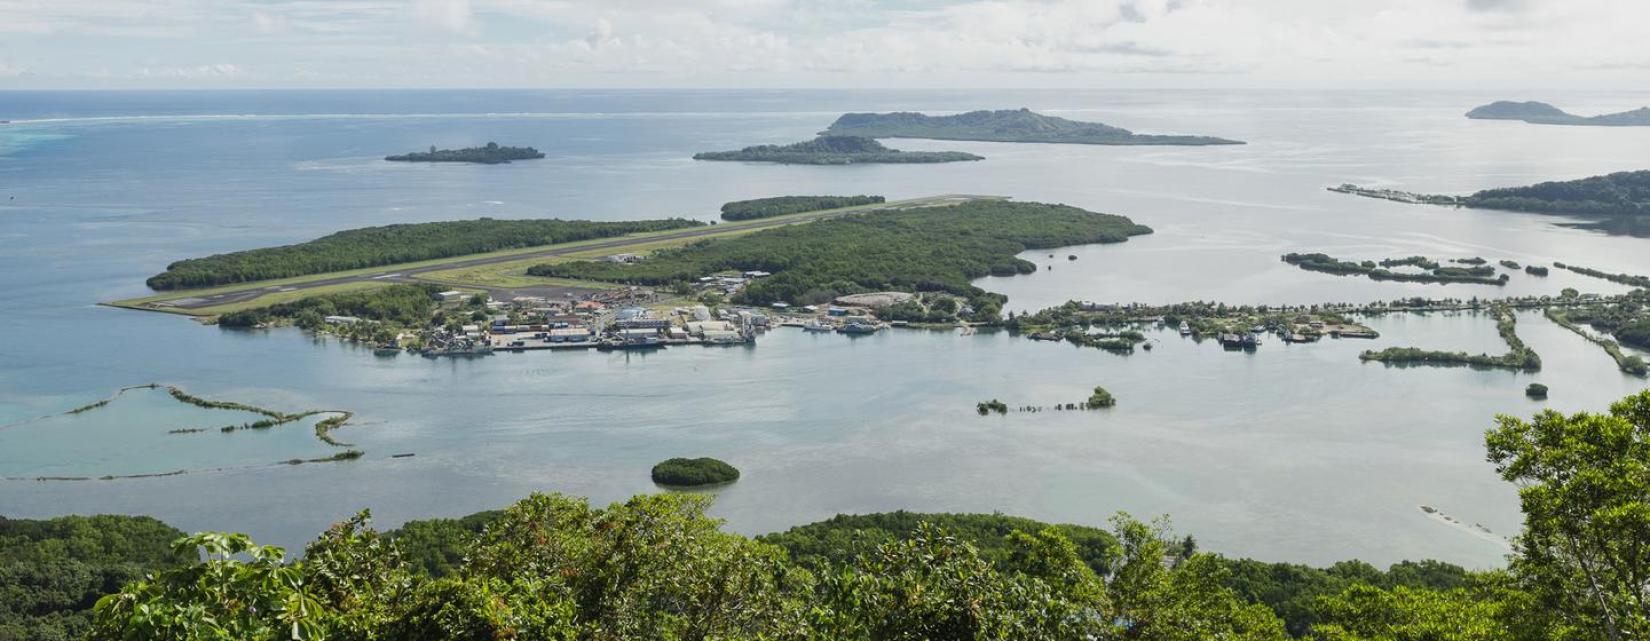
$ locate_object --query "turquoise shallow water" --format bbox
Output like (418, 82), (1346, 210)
(1, 89), (1647, 567)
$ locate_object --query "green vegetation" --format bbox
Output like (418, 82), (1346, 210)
(217, 283), (441, 330)
(1379, 256), (1439, 270)
(822, 108), (1243, 145)
(1526, 265), (1549, 276)
(1282, 252), (1508, 285)
(1525, 383), (1548, 398)
(83, 494), (1288, 641)
(0, 514), (194, 641)
(1360, 305), (1541, 371)
(1466, 100), (1650, 126)
(385, 142), (544, 164)
(1552, 261), (1650, 289)
(1483, 391), (1650, 638)
(530, 200), (1151, 320)
(1543, 307), (1648, 376)
(761, 512), (1121, 578)
(1085, 386), (1117, 409)
(976, 399), (1008, 415)
(693, 135), (982, 164)
(145, 218), (703, 290)
(1215, 558), (1472, 636)
(720, 195), (885, 221)
(649, 457), (740, 487)
(385, 511), (503, 578)
(1464, 171), (1650, 236)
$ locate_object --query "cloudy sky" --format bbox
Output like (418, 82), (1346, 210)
(0, 0), (1645, 89)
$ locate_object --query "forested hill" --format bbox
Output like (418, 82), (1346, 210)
(821, 108), (1244, 145)
(1466, 100), (1650, 126)
(693, 135), (982, 164)
(529, 200), (1152, 319)
(1464, 170), (1650, 236)
(144, 217), (704, 290)
(0, 514), (193, 640)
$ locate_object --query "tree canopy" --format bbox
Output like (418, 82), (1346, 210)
(146, 217), (704, 290)
(719, 195), (884, 221)
(530, 200), (1152, 320)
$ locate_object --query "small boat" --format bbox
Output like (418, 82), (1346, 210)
(598, 336), (665, 350)
(803, 321), (834, 333)
(836, 322), (879, 335)
(1178, 321), (1191, 336)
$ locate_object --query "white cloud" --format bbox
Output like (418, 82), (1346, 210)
(0, 0), (1646, 88)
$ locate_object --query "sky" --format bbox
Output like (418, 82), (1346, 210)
(0, 0), (1646, 89)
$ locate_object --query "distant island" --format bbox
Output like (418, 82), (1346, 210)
(693, 135), (982, 165)
(820, 108), (1243, 146)
(386, 142), (545, 164)
(1465, 101), (1650, 127)
(1330, 170), (1650, 237)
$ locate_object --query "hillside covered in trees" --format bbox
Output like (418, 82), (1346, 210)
(719, 195), (885, 221)
(822, 108), (1243, 145)
(0, 514), (193, 641)
(145, 217), (703, 290)
(1462, 170), (1650, 236)
(693, 135), (982, 164)
(529, 200), (1152, 320)
(1466, 101), (1650, 126)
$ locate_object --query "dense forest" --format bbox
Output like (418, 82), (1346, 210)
(0, 515), (193, 641)
(145, 217), (703, 290)
(385, 142), (545, 164)
(529, 200), (1152, 320)
(216, 283), (443, 329)
(719, 195), (885, 221)
(693, 135), (982, 164)
(649, 457), (740, 486)
(1463, 170), (1650, 236)
(821, 108), (1243, 145)
(36, 390), (1650, 639)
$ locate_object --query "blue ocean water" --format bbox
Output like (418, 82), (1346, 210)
(1, 89), (1648, 567)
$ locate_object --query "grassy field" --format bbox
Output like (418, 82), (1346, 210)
(104, 195), (996, 318)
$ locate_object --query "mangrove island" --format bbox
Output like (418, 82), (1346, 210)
(650, 457), (740, 487)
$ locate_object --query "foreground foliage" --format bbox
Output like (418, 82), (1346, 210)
(531, 200), (1152, 320)
(84, 494), (1288, 641)
(146, 217), (704, 290)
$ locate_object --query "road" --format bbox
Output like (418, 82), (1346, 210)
(140, 194), (993, 310)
